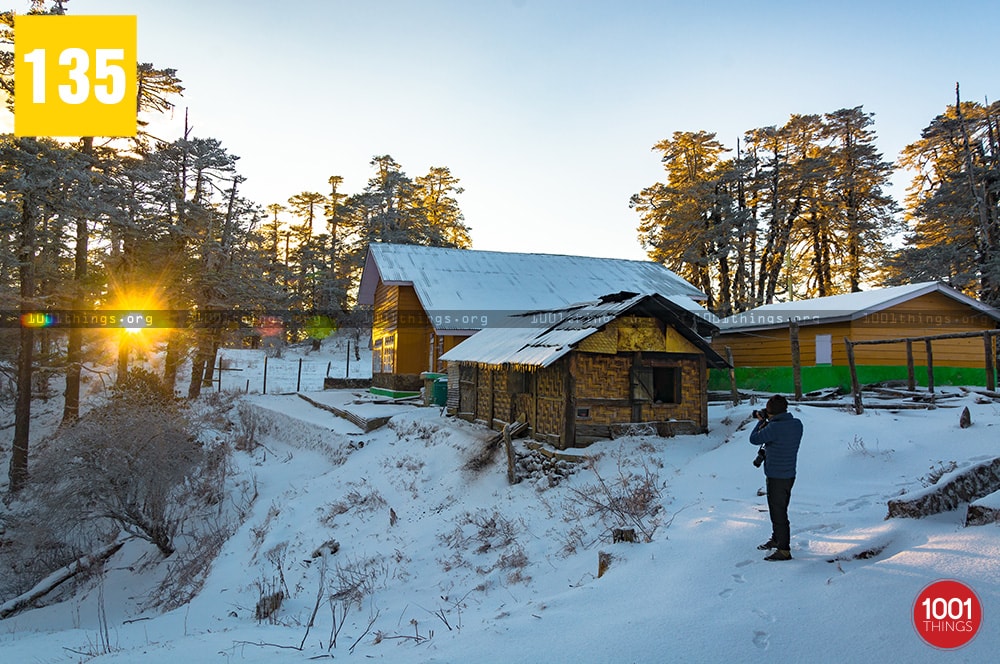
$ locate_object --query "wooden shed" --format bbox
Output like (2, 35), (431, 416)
(440, 292), (729, 448)
(710, 282), (1000, 393)
(357, 243), (709, 398)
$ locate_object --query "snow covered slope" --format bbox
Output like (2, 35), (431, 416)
(1, 390), (998, 663)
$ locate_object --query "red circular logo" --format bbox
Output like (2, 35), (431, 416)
(913, 579), (983, 649)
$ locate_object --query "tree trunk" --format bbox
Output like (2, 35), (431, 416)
(187, 344), (208, 399)
(9, 201), (37, 494)
(163, 337), (181, 395)
(117, 336), (130, 383)
(10, 326), (34, 494)
(807, 208), (826, 296)
(62, 141), (93, 425)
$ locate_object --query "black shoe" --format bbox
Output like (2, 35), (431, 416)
(757, 539), (778, 550)
(764, 549), (792, 561)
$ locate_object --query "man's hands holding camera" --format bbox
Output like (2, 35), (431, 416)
(751, 409), (768, 468)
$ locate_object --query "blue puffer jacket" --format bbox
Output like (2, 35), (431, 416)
(749, 412), (803, 479)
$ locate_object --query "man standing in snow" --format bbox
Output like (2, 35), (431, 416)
(749, 394), (803, 561)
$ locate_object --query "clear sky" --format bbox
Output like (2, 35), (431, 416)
(17, 0), (1000, 260)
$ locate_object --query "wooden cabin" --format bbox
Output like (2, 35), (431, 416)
(357, 243), (710, 398)
(711, 282), (1000, 393)
(440, 292), (729, 448)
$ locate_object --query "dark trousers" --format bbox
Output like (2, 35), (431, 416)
(766, 476), (795, 550)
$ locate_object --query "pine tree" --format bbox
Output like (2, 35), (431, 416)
(822, 107), (901, 293)
(0, 137), (91, 493)
(414, 166), (471, 248)
(632, 131), (732, 310)
(891, 92), (1000, 305)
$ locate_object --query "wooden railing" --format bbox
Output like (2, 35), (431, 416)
(844, 330), (999, 414)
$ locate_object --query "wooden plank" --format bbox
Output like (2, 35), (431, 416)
(726, 346), (739, 405)
(906, 340), (915, 391)
(789, 322), (802, 400)
(985, 332), (996, 392)
(845, 338), (863, 414)
(564, 355), (576, 449)
(851, 329), (999, 345)
(296, 393), (392, 432)
(925, 339), (935, 396)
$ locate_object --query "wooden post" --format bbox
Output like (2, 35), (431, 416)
(985, 331), (996, 392)
(844, 338), (863, 414)
(346, 341), (351, 378)
(995, 332), (1000, 393)
(263, 355), (268, 394)
(564, 356), (577, 450)
(297, 357), (303, 392)
(725, 346), (739, 405)
(789, 322), (802, 400)
(905, 340), (915, 391)
(503, 423), (517, 484)
(217, 355), (223, 392)
(925, 339), (935, 396)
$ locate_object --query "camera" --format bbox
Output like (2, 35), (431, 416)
(752, 446), (766, 468)
(753, 409), (769, 420)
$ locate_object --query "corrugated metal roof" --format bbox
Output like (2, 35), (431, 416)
(440, 292), (728, 369)
(718, 282), (1000, 332)
(357, 244), (708, 331)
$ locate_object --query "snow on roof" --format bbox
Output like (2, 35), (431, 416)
(718, 282), (1000, 332)
(440, 292), (728, 369)
(357, 244), (708, 331)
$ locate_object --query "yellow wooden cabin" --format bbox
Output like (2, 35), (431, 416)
(440, 292), (729, 448)
(357, 243), (710, 398)
(710, 282), (1000, 393)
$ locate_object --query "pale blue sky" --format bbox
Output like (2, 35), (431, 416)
(29, 1), (1000, 259)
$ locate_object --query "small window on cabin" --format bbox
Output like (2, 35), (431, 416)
(382, 336), (395, 373)
(815, 334), (832, 365)
(632, 366), (679, 404)
(576, 407), (591, 419)
(373, 339), (383, 373)
(652, 367), (680, 404)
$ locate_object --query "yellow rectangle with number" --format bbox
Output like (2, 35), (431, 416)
(14, 15), (137, 137)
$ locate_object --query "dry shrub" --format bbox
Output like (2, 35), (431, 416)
(234, 401), (266, 451)
(438, 509), (529, 581)
(570, 455), (666, 543)
(254, 578), (284, 623)
(31, 388), (202, 557)
(329, 555), (389, 610)
(321, 486), (387, 526)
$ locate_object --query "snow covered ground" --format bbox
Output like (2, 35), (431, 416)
(1, 384), (999, 663)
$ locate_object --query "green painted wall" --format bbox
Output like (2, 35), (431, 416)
(708, 365), (997, 393)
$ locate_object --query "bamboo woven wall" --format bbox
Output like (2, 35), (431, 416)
(574, 352), (705, 428)
(450, 313), (713, 445)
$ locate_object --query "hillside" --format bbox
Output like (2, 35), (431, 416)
(1, 381), (998, 662)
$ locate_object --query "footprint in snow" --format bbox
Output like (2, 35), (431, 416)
(735, 559), (754, 568)
(752, 608), (775, 623)
(719, 588), (734, 599)
(753, 631), (770, 650)
(732, 573), (746, 584)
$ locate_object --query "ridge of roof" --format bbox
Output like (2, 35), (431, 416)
(718, 282), (1000, 331)
(358, 244), (708, 332)
(440, 291), (728, 369)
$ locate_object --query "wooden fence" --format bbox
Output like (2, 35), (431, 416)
(844, 330), (999, 414)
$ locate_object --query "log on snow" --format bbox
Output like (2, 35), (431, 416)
(0, 540), (124, 620)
